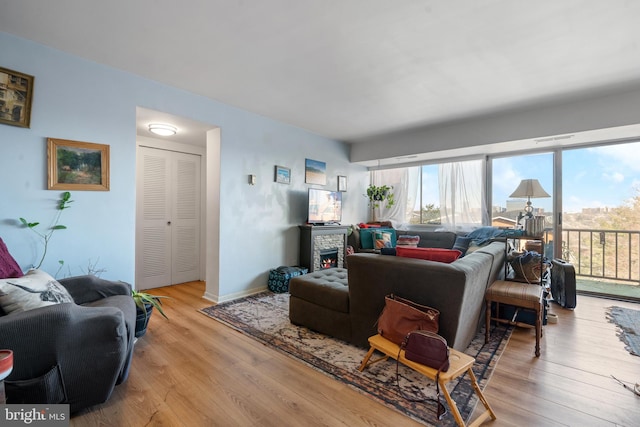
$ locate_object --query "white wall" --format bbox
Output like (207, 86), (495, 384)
(0, 32), (369, 299)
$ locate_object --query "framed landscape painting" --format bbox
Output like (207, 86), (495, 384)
(0, 66), (34, 128)
(47, 138), (110, 191)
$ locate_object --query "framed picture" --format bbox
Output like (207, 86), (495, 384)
(0, 66), (35, 128)
(305, 158), (327, 185)
(338, 175), (347, 192)
(47, 138), (110, 191)
(275, 165), (291, 184)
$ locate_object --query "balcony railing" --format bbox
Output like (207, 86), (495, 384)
(561, 228), (640, 284)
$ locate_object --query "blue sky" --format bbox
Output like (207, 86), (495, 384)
(419, 141), (640, 214)
(493, 141), (640, 213)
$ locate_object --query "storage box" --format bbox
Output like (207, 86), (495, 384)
(268, 266), (308, 293)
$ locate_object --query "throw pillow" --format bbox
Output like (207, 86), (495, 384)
(452, 236), (473, 256)
(0, 269), (73, 315)
(374, 231), (393, 249)
(0, 238), (23, 279)
(396, 235), (420, 247)
(380, 247), (396, 256)
(360, 228), (396, 249)
(396, 247), (462, 263)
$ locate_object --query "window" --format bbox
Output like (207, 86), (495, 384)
(372, 158), (484, 228)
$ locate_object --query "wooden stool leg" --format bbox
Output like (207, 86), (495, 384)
(485, 299), (491, 344)
(439, 377), (465, 427)
(535, 304), (541, 357)
(358, 346), (376, 371)
(465, 367), (497, 427)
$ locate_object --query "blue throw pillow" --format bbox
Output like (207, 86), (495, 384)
(360, 228), (396, 249)
(452, 236), (473, 256)
(380, 247), (396, 256)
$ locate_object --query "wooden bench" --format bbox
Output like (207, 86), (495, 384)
(358, 334), (496, 427)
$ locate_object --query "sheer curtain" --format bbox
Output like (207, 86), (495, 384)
(370, 168), (416, 226)
(438, 159), (487, 230)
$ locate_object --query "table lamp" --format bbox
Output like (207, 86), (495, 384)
(510, 179), (550, 218)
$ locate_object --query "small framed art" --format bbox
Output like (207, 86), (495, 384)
(275, 165), (291, 184)
(47, 138), (110, 191)
(0, 66), (34, 128)
(338, 175), (347, 192)
(305, 158), (326, 185)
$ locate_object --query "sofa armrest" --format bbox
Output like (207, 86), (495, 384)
(0, 303), (127, 385)
(58, 275), (131, 305)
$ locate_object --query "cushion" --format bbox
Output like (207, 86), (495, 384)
(0, 269), (73, 315)
(452, 236), (473, 256)
(374, 231), (393, 249)
(396, 246), (462, 263)
(380, 247), (396, 256)
(359, 228), (396, 250)
(396, 235), (420, 247)
(0, 238), (23, 279)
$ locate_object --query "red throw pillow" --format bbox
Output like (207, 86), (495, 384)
(0, 238), (23, 278)
(396, 246), (462, 263)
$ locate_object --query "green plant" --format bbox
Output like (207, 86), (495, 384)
(19, 191), (73, 269)
(365, 185), (395, 209)
(131, 289), (169, 320)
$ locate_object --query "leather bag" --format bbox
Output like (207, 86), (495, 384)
(402, 330), (450, 372)
(397, 330), (451, 420)
(377, 294), (439, 345)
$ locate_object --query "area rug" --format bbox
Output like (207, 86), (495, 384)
(200, 292), (512, 426)
(607, 306), (640, 357)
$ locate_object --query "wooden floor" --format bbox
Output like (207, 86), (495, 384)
(71, 282), (640, 426)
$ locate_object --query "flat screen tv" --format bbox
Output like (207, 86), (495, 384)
(308, 188), (342, 224)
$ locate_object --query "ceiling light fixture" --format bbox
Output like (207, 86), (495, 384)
(148, 123), (177, 136)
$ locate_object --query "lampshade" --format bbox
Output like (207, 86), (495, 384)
(509, 179), (550, 198)
(148, 123), (177, 136)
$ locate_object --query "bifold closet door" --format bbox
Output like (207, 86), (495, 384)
(136, 146), (201, 289)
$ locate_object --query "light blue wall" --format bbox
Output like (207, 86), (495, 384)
(0, 32), (368, 295)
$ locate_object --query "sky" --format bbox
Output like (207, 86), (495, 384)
(418, 140), (640, 215)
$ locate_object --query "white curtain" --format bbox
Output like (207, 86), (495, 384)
(438, 160), (487, 230)
(371, 168), (414, 225)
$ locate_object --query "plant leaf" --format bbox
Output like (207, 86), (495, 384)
(52, 225), (67, 230)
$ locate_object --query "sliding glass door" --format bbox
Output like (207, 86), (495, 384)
(491, 152), (555, 258)
(561, 141), (640, 300)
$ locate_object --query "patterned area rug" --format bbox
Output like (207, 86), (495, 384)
(607, 306), (640, 357)
(200, 292), (512, 426)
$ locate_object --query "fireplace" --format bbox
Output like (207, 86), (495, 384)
(319, 248), (338, 269)
(299, 225), (348, 272)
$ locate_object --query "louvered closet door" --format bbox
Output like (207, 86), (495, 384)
(137, 146), (201, 289)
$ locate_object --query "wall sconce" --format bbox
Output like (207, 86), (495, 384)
(248, 174), (256, 185)
(148, 123), (177, 136)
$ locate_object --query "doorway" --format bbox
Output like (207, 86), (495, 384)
(136, 145), (202, 289)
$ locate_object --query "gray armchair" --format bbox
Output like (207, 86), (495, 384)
(0, 275), (135, 413)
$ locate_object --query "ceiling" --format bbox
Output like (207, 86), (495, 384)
(2, 1), (640, 144)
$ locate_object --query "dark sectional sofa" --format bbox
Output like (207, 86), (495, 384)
(290, 229), (505, 351)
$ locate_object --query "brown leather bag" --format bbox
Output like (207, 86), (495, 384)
(377, 294), (439, 345)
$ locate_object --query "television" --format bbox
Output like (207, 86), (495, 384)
(307, 188), (342, 225)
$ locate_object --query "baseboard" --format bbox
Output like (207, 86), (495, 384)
(203, 286), (268, 304)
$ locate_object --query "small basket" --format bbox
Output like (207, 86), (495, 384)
(510, 256), (550, 283)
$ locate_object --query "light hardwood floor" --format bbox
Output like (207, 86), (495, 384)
(71, 282), (640, 426)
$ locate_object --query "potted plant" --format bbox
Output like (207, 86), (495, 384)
(365, 185), (395, 221)
(131, 289), (169, 337)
